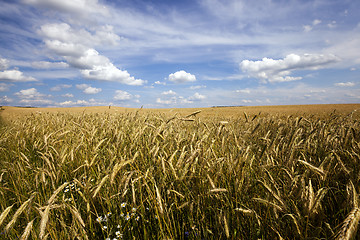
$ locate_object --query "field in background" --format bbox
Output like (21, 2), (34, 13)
(0, 104), (360, 239)
(1, 104), (360, 121)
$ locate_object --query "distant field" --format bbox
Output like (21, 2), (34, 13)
(0, 104), (359, 239)
(1, 104), (360, 122)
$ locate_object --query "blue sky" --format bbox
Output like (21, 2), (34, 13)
(0, 0), (359, 108)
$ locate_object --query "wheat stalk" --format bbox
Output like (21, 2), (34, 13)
(92, 175), (109, 198)
(223, 215), (230, 238)
(110, 160), (132, 184)
(39, 204), (50, 239)
(235, 207), (254, 216)
(210, 188), (228, 193)
(253, 197), (283, 211)
(206, 174), (216, 189)
(284, 214), (301, 237)
(258, 180), (286, 210)
(184, 110), (201, 118)
(333, 179), (360, 239)
(0, 204), (14, 228)
(155, 182), (164, 215)
(70, 205), (85, 227)
(47, 181), (68, 205)
(5, 195), (34, 232)
(298, 159), (325, 176)
(310, 187), (328, 217)
(333, 207), (360, 240)
(20, 219), (34, 240)
(122, 171), (134, 197)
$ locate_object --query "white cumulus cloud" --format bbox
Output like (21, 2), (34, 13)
(114, 90), (132, 100)
(81, 62), (144, 85)
(66, 49), (110, 69)
(83, 86), (102, 94)
(14, 88), (52, 106)
(59, 100), (89, 106)
(59, 98), (108, 107)
(168, 70), (196, 83)
(335, 82), (355, 87)
(240, 53), (339, 83)
(235, 89), (251, 94)
(154, 81), (166, 85)
(156, 97), (176, 105)
(0, 58), (37, 82)
(178, 97), (194, 104)
(44, 40), (87, 57)
(76, 84), (90, 90)
(59, 101), (74, 106)
(161, 90), (177, 95)
(76, 84), (101, 94)
(15, 88), (45, 98)
(40, 23), (144, 85)
(40, 23), (120, 48)
(0, 70), (37, 82)
(189, 92), (206, 101)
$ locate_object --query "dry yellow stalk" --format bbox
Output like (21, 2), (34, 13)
(39, 205), (50, 239)
(47, 181), (68, 205)
(5, 195), (34, 232)
(298, 159), (325, 176)
(349, 181), (359, 208)
(184, 110), (201, 118)
(234, 207), (254, 216)
(132, 181), (136, 205)
(334, 207), (360, 240)
(258, 180), (286, 210)
(284, 214), (301, 237)
(206, 174), (216, 189)
(110, 160), (132, 184)
(93, 175), (109, 198)
(210, 188), (228, 193)
(307, 179), (314, 214)
(0, 204), (14, 228)
(70, 206), (85, 227)
(169, 189), (185, 199)
(223, 215), (230, 239)
(253, 197), (283, 211)
(310, 187), (328, 217)
(155, 183), (164, 215)
(122, 171), (135, 197)
(168, 160), (178, 180)
(178, 202), (189, 209)
(20, 219), (34, 240)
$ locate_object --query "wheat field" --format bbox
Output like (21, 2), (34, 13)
(0, 104), (360, 239)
